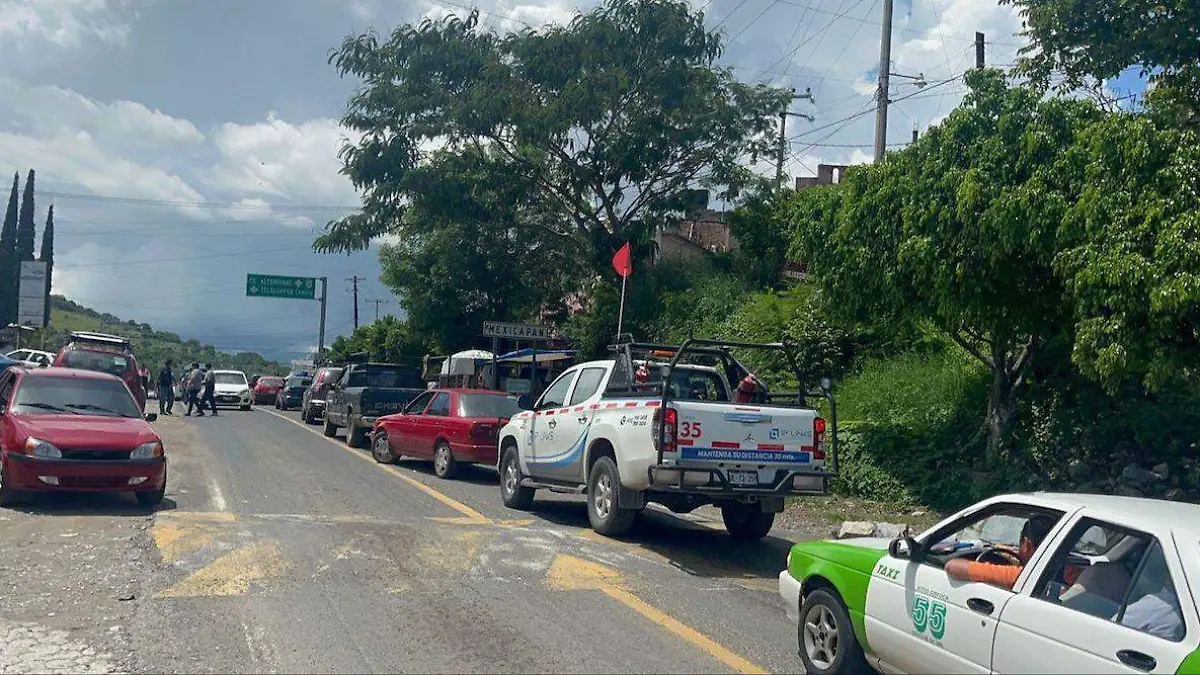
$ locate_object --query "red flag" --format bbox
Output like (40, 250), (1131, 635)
(612, 242), (632, 278)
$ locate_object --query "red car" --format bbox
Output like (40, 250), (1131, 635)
(370, 388), (523, 479)
(0, 367), (166, 508)
(52, 331), (147, 412)
(252, 376), (284, 405)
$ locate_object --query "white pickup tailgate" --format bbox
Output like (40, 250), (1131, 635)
(669, 402), (821, 468)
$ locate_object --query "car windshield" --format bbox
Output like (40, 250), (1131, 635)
(13, 377), (142, 418)
(61, 350), (131, 377)
(287, 377), (312, 388)
(261, 377), (284, 386)
(215, 373), (247, 385)
(459, 393), (523, 418)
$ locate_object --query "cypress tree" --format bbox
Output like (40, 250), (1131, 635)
(16, 169), (35, 263)
(40, 205), (54, 327)
(0, 173), (19, 324)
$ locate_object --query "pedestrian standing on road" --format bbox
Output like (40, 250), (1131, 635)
(157, 359), (175, 415)
(185, 362), (205, 416)
(201, 364), (218, 417)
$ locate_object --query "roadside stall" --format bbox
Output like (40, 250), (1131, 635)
(492, 348), (574, 406)
(422, 349), (495, 389)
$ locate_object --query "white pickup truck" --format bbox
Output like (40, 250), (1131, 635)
(497, 339), (837, 540)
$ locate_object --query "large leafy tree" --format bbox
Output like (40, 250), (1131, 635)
(1001, 0), (1200, 118)
(327, 315), (427, 366)
(316, 0), (789, 272)
(378, 149), (575, 352)
(787, 70), (1102, 459)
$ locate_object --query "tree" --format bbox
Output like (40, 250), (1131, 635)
(376, 148), (576, 352)
(316, 0), (789, 274)
(786, 70), (1101, 459)
(327, 316), (427, 365)
(0, 173), (19, 324)
(40, 205), (54, 327)
(16, 169), (35, 264)
(1001, 0), (1200, 118)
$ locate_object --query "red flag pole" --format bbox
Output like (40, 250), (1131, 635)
(616, 272), (628, 339)
(612, 242), (632, 339)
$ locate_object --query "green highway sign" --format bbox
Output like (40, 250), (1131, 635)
(246, 273), (317, 299)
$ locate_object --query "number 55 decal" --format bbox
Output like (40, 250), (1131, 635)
(679, 421), (703, 439)
(911, 594), (947, 640)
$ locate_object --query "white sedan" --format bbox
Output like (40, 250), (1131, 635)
(779, 492), (1200, 673)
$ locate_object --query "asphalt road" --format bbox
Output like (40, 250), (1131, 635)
(1, 404), (815, 674)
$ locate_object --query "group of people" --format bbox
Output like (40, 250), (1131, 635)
(154, 359), (220, 417)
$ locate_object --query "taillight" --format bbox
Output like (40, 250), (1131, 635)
(813, 416), (827, 460)
(652, 407), (679, 454)
(471, 423), (495, 442)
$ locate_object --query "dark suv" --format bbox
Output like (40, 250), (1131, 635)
(301, 366), (343, 425)
(52, 332), (147, 411)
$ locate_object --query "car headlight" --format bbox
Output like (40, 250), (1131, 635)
(25, 437), (61, 459)
(131, 441), (164, 459)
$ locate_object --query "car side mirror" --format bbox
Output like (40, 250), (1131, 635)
(888, 536), (920, 560)
(144, 412), (158, 422)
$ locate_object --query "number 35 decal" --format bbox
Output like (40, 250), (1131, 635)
(679, 421), (703, 439)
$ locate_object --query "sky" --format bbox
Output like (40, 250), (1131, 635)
(0, 0), (1144, 363)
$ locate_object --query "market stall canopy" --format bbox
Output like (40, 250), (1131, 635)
(441, 349), (495, 376)
(495, 348), (574, 364)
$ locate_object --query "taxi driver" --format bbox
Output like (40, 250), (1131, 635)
(945, 515), (1057, 589)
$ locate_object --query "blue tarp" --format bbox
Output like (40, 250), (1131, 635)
(494, 348), (574, 364)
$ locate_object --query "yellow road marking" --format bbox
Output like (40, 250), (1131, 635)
(545, 555), (767, 675)
(157, 541), (288, 598)
(159, 511), (237, 522)
(152, 521), (217, 564)
(261, 409), (491, 524)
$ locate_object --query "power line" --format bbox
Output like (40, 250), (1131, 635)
(711, 0), (754, 31)
(39, 190), (359, 212)
(728, 0), (782, 42)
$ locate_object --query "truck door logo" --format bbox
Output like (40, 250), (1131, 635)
(911, 595), (947, 640)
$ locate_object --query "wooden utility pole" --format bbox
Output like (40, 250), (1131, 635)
(873, 0), (894, 163)
(975, 32), (985, 68)
(346, 276), (363, 329)
(371, 298), (390, 322)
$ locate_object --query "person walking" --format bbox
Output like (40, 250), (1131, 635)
(185, 362), (205, 416)
(201, 363), (218, 416)
(157, 359), (175, 415)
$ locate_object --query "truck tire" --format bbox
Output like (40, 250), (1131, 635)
(323, 416), (338, 437)
(347, 421), (368, 449)
(797, 588), (870, 675)
(433, 441), (459, 479)
(499, 446), (535, 510)
(587, 456), (636, 537)
(721, 502), (775, 541)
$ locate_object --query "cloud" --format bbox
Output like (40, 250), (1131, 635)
(206, 112), (359, 208)
(0, 0), (136, 49)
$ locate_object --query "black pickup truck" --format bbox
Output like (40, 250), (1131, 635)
(322, 362), (426, 448)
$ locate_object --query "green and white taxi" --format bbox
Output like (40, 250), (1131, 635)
(778, 493), (1200, 674)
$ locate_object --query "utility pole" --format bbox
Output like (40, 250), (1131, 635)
(346, 276), (363, 330)
(911, 127), (918, 144)
(317, 276), (328, 364)
(975, 32), (985, 68)
(776, 88), (815, 188)
(873, 0), (894, 163)
(371, 298), (390, 322)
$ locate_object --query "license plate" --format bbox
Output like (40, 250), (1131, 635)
(727, 470), (758, 486)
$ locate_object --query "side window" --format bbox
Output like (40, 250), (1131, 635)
(404, 391), (435, 415)
(922, 505), (1064, 576)
(1036, 521), (1185, 642)
(568, 368), (607, 406)
(428, 393), (451, 417)
(537, 372), (577, 410)
(9, 351), (27, 361)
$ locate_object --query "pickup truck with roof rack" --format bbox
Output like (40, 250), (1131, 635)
(496, 337), (837, 540)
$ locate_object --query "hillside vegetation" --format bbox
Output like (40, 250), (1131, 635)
(22, 296), (287, 377)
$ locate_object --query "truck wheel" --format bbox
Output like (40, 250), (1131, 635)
(587, 456), (636, 537)
(347, 423), (368, 449)
(433, 441), (459, 479)
(323, 416), (338, 437)
(721, 502), (775, 541)
(499, 446), (535, 510)
(798, 588), (870, 675)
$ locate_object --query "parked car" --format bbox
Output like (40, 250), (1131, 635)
(496, 338), (836, 540)
(778, 492), (1200, 675)
(323, 362), (425, 448)
(301, 366), (342, 425)
(0, 367), (166, 508)
(252, 376), (285, 405)
(210, 370), (252, 411)
(275, 374), (311, 411)
(52, 332), (146, 411)
(370, 388), (522, 478)
(5, 349), (54, 368)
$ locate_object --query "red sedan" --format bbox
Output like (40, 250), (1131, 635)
(0, 367), (167, 508)
(252, 376), (285, 405)
(370, 388), (522, 479)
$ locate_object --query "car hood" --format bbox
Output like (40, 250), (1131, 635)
(214, 384), (248, 394)
(12, 413), (159, 449)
